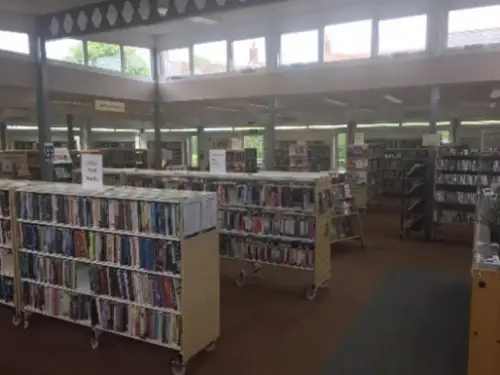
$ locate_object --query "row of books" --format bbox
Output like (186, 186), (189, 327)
(219, 211), (316, 239)
(18, 193), (181, 237)
(220, 237), (315, 268)
(0, 275), (14, 303)
(20, 254), (181, 310)
(89, 267), (181, 310)
(0, 219), (11, 247)
(97, 300), (181, 346)
(23, 283), (92, 322)
(215, 184), (318, 210)
(21, 282), (181, 346)
(21, 255), (76, 289)
(0, 190), (10, 218)
(20, 224), (181, 274)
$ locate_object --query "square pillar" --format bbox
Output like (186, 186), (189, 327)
(263, 96), (276, 170)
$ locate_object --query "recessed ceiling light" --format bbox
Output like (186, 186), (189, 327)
(384, 95), (403, 104)
(189, 16), (220, 25)
(323, 98), (349, 106)
(491, 89), (500, 99)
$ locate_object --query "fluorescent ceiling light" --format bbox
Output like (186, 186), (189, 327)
(115, 129), (139, 133)
(160, 129), (170, 133)
(275, 125), (308, 130)
(92, 128), (115, 132)
(308, 125), (347, 129)
(384, 95), (403, 104)
(234, 126), (265, 131)
(170, 128), (197, 132)
(402, 121), (449, 127)
(188, 16), (220, 25)
(462, 120), (500, 126)
(491, 89), (500, 99)
(323, 98), (349, 106)
(249, 103), (268, 109)
(204, 127), (233, 132)
(357, 123), (399, 128)
(7, 125), (37, 130)
(206, 106), (239, 112)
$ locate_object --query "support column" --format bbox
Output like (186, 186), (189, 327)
(198, 126), (210, 171)
(424, 86), (440, 241)
(32, 33), (53, 181)
(318, 25), (325, 63)
(347, 120), (357, 144)
(427, 2), (448, 57)
(66, 114), (75, 150)
(0, 120), (7, 150)
(371, 18), (379, 57)
(451, 117), (461, 144)
(80, 120), (92, 150)
(189, 46), (195, 75)
(151, 42), (162, 169)
(263, 96), (276, 170)
(266, 31), (280, 70)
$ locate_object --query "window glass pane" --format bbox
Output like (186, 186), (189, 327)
(191, 135), (198, 166)
(193, 40), (227, 75)
(164, 48), (190, 76)
(87, 41), (121, 71)
(0, 30), (29, 54)
(46, 38), (84, 64)
(281, 30), (318, 65)
(378, 15), (427, 55)
(123, 46), (151, 77)
(324, 20), (372, 61)
(448, 5), (500, 48)
(244, 134), (264, 167)
(232, 37), (266, 70)
(337, 133), (346, 171)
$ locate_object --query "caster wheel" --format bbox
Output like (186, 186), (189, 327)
(23, 319), (29, 330)
(90, 337), (99, 350)
(204, 341), (216, 353)
(304, 285), (317, 301)
(12, 314), (22, 327)
(171, 360), (186, 375)
(235, 271), (245, 287)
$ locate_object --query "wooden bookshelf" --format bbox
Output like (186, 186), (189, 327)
(73, 169), (332, 299)
(6, 182), (219, 375)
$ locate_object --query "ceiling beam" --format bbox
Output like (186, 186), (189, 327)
(37, 0), (288, 40)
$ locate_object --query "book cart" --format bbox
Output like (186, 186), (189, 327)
(469, 130), (500, 375)
(73, 168), (333, 300)
(10, 182), (219, 375)
(329, 173), (365, 248)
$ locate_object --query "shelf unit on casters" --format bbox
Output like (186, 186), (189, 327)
(73, 168), (333, 300)
(329, 175), (365, 248)
(14, 182), (219, 375)
(0, 179), (32, 325)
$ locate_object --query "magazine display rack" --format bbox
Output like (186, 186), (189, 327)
(8, 182), (219, 375)
(73, 168), (333, 299)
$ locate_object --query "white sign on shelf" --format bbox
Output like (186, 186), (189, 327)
(209, 149), (226, 173)
(81, 153), (103, 190)
(353, 132), (364, 146)
(422, 133), (441, 147)
(52, 147), (71, 165)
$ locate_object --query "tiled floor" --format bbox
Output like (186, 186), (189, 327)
(0, 213), (472, 375)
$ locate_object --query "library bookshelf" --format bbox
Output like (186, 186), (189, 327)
(74, 168), (333, 300)
(4, 182), (219, 375)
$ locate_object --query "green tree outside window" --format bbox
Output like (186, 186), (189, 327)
(67, 42), (151, 77)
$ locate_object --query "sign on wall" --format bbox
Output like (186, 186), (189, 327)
(94, 100), (126, 113)
(209, 149), (226, 173)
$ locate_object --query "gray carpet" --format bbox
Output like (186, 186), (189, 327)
(321, 268), (470, 375)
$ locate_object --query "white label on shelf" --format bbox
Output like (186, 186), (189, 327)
(422, 133), (440, 147)
(209, 149), (226, 173)
(81, 154), (103, 190)
(52, 147), (71, 165)
(230, 137), (243, 150)
(354, 132), (364, 146)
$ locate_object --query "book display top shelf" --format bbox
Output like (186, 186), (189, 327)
(1, 181), (219, 374)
